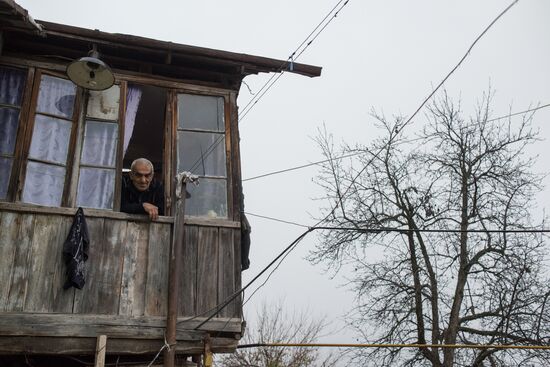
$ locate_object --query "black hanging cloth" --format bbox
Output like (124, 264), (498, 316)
(63, 207), (90, 290)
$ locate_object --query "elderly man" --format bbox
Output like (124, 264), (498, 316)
(121, 158), (164, 220)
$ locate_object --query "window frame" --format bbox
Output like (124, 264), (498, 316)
(173, 90), (233, 219)
(0, 65), (34, 202)
(15, 69), (84, 207)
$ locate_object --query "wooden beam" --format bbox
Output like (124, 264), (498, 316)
(0, 313), (242, 337)
(0, 202), (241, 227)
(94, 335), (107, 367)
(0, 336), (238, 355)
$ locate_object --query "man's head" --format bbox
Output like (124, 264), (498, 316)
(129, 158), (154, 192)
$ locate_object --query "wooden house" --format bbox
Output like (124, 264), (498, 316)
(0, 1), (321, 365)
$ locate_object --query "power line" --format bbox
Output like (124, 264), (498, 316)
(193, 228), (313, 330)
(242, 102), (550, 182)
(237, 342), (550, 350)
(242, 152), (363, 182)
(186, 0), (351, 174)
(239, 0), (351, 122)
(244, 211), (309, 228)
(486, 103), (550, 123)
(246, 212), (550, 234)
(400, 0), (520, 128)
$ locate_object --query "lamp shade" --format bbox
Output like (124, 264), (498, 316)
(66, 56), (115, 91)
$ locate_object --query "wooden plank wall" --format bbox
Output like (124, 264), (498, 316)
(0, 210), (241, 321)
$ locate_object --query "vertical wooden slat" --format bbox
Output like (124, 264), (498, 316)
(118, 221), (149, 316)
(218, 228), (236, 318)
(6, 214), (35, 311)
(144, 222), (170, 316)
(73, 217), (105, 313)
(163, 90), (174, 215)
(229, 92), (242, 223)
(180, 225), (198, 316)
(50, 216), (76, 313)
(74, 218), (127, 314)
(24, 215), (66, 312)
(224, 94), (233, 220)
(196, 227), (219, 315)
(0, 212), (18, 311)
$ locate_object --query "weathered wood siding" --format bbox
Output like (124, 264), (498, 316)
(0, 208), (241, 320)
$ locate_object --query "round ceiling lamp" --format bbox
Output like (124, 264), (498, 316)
(66, 47), (115, 91)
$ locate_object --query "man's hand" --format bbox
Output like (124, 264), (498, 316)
(142, 202), (159, 221)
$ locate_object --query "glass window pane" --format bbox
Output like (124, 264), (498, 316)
(0, 157), (12, 199)
(0, 107), (21, 155)
(87, 85), (120, 120)
(81, 121), (118, 167)
(177, 94), (224, 131)
(0, 67), (26, 106)
(185, 178), (227, 218)
(177, 131), (226, 177)
(36, 75), (76, 119)
(28, 115), (72, 164)
(22, 161), (65, 206)
(76, 167), (115, 209)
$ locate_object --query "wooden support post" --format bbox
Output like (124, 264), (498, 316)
(203, 335), (213, 367)
(94, 335), (107, 367)
(164, 181), (187, 367)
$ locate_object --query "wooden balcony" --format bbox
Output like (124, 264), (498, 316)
(0, 202), (242, 356)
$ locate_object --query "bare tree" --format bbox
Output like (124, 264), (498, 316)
(217, 301), (337, 367)
(311, 91), (550, 366)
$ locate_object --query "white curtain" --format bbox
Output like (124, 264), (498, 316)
(76, 167), (115, 209)
(22, 75), (75, 206)
(28, 115), (71, 164)
(22, 161), (66, 206)
(81, 121), (118, 167)
(123, 86), (142, 154)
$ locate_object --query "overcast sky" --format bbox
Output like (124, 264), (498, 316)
(17, 0), (550, 363)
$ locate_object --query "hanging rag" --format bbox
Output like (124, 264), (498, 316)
(63, 207), (90, 290)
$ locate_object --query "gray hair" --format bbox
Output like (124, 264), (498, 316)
(130, 158), (154, 175)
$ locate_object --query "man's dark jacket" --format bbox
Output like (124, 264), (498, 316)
(120, 175), (164, 215)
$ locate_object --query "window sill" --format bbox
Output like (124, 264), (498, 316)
(0, 201), (240, 228)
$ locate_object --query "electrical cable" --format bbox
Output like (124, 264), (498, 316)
(193, 228), (314, 330)
(241, 102), (550, 182)
(239, 0), (350, 121)
(486, 103), (550, 123)
(185, 0), (352, 174)
(246, 212), (550, 234)
(237, 342), (550, 350)
(242, 152), (363, 182)
(400, 0), (520, 128)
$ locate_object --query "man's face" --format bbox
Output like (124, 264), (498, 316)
(130, 162), (153, 192)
